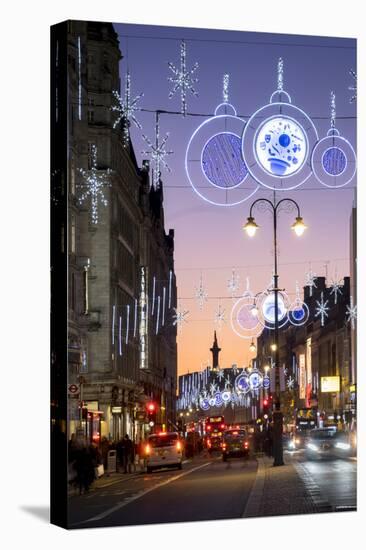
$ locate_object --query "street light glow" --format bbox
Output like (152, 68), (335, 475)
(270, 343), (277, 352)
(249, 340), (257, 353)
(251, 304), (259, 317)
(243, 216), (259, 237)
(291, 216), (307, 237)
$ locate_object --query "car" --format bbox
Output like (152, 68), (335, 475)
(305, 427), (352, 460)
(145, 432), (183, 473)
(222, 429), (250, 461)
(283, 433), (303, 451)
(207, 431), (223, 453)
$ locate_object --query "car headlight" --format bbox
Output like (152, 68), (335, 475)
(307, 443), (319, 452)
(335, 442), (351, 450)
(289, 441), (296, 449)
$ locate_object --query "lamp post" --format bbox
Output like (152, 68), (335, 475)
(244, 197), (306, 466)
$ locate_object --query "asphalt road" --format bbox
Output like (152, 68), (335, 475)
(68, 454), (258, 528)
(288, 450), (357, 511)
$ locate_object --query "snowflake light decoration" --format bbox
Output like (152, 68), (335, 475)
(348, 69), (357, 103)
(224, 375), (232, 389)
(214, 304), (226, 329)
(315, 291), (330, 327)
(111, 72), (144, 146)
(346, 295), (357, 330)
(330, 277), (343, 304)
(209, 382), (217, 395)
(142, 116), (173, 188)
(172, 306), (189, 328)
(195, 274), (208, 309)
(216, 369), (225, 382)
(78, 145), (111, 224)
(305, 269), (317, 297)
(168, 40), (199, 116)
(227, 270), (240, 297)
(287, 376), (295, 390)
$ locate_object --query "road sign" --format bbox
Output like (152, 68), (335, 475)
(68, 384), (80, 395)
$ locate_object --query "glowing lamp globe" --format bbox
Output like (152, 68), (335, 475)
(244, 216), (259, 237)
(291, 216), (307, 237)
(249, 340), (257, 353)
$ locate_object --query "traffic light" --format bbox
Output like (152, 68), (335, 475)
(146, 402), (157, 427)
(263, 398), (269, 419)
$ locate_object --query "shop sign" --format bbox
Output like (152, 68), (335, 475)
(321, 376), (340, 393)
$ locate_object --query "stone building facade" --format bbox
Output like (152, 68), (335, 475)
(65, 21), (177, 444)
(256, 277), (354, 428)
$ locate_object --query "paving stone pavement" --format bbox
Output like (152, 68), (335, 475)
(243, 455), (330, 518)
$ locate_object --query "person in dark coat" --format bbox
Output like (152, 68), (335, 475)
(122, 434), (134, 473)
(74, 445), (95, 494)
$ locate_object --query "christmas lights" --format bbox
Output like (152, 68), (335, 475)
(111, 71), (143, 146)
(142, 115), (173, 188)
(314, 291), (330, 327)
(78, 145), (111, 224)
(168, 40), (199, 116)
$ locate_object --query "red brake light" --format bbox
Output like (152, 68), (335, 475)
(221, 424), (225, 429)
(232, 431), (239, 435)
(145, 444), (151, 455)
(244, 441), (249, 448)
(207, 425), (211, 431)
(158, 432), (167, 436)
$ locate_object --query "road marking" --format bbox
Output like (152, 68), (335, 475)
(73, 461), (211, 525)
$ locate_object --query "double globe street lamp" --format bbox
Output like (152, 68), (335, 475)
(243, 197), (307, 466)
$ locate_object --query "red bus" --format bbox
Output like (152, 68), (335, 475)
(205, 415), (225, 452)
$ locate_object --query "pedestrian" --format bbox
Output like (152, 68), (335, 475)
(116, 437), (125, 472)
(74, 445), (95, 495)
(122, 434), (134, 473)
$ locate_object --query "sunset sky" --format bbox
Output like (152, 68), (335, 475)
(114, 23), (357, 376)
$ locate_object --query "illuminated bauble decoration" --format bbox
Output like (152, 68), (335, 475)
(186, 76), (259, 206)
(311, 129), (356, 188)
(221, 390), (231, 403)
(209, 397), (216, 407)
(263, 376), (270, 389)
(255, 116), (308, 177)
(288, 301), (310, 326)
(230, 283), (264, 340)
(242, 59), (318, 191)
(199, 397), (210, 411)
(214, 391), (223, 407)
(249, 370), (262, 391)
(256, 290), (290, 330)
(235, 373), (250, 394)
(202, 132), (248, 188)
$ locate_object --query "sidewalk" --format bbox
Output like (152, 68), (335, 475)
(243, 454), (331, 518)
(68, 468), (142, 497)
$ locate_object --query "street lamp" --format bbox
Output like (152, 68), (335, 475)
(249, 340), (257, 353)
(244, 197), (306, 467)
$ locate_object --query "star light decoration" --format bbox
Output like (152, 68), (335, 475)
(348, 69), (357, 103)
(287, 376), (295, 390)
(78, 145), (111, 224)
(346, 295), (357, 330)
(168, 40), (199, 116)
(330, 277), (343, 304)
(209, 382), (218, 395)
(111, 72), (144, 147)
(214, 304), (226, 329)
(216, 369), (225, 382)
(142, 116), (173, 188)
(195, 274), (208, 310)
(305, 269), (317, 297)
(315, 291), (330, 327)
(172, 306), (189, 328)
(227, 270), (240, 297)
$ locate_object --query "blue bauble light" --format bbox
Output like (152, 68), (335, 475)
(202, 132), (248, 188)
(322, 147), (347, 176)
(292, 307), (305, 321)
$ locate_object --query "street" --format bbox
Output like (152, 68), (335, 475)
(68, 451), (356, 528)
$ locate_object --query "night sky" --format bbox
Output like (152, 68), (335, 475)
(113, 22), (357, 375)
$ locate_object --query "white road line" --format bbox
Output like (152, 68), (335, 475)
(75, 461), (211, 525)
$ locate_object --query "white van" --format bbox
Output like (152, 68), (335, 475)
(145, 432), (183, 473)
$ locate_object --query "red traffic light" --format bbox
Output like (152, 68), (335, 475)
(263, 399), (268, 407)
(147, 402), (156, 412)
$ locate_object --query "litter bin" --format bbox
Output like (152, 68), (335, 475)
(107, 449), (117, 474)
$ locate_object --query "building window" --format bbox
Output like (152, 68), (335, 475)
(88, 98), (95, 124)
(70, 213), (76, 254)
(70, 164), (76, 195)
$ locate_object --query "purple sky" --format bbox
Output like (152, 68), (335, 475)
(113, 22), (357, 375)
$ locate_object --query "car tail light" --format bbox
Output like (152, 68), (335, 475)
(145, 444), (151, 455)
(207, 440), (211, 448)
(244, 441), (249, 449)
(221, 424), (225, 429)
(222, 443), (226, 450)
(176, 441), (182, 451)
(207, 425), (211, 431)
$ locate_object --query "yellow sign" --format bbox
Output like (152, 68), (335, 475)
(321, 376), (340, 393)
(350, 384), (356, 393)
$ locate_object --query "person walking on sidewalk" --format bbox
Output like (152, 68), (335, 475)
(123, 434), (135, 474)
